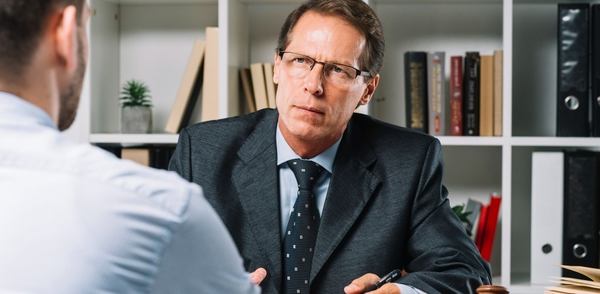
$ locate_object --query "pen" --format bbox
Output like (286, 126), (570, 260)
(363, 269), (401, 293)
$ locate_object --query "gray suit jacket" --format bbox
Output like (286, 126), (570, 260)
(170, 109), (491, 293)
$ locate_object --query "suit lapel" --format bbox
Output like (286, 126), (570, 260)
(231, 111), (283, 289)
(310, 117), (382, 282)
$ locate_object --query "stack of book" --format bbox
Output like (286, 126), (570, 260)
(464, 193), (502, 261)
(546, 265), (600, 294)
(239, 63), (278, 113)
(404, 50), (503, 137)
(164, 27), (220, 134)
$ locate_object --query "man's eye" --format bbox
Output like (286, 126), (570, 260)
(332, 65), (344, 73)
(293, 57), (307, 64)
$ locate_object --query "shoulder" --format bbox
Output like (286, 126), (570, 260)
(69, 143), (200, 218)
(349, 113), (439, 151)
(181, 109), (277, 147)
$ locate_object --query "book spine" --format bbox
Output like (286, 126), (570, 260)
(475, 204), (488, 251)
(480, 193), (501, 261)
(428, 52), (445, 136)
(480, 55), (494, 137)
(450, 56), (463, 136)
(463, 52), (480, 136)
(557, 4), (590, 137)
(592, 4), (600, 137)
(493, 50), (503, 137)
(404, 51), (428, 133)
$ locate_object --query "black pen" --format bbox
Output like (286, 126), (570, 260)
(363, 269), (401, 292)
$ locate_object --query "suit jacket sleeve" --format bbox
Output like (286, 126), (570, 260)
(169, 128), (193, 181)
(398, 139), (492, 293)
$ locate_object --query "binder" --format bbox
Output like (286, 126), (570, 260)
(557, 4), (590, 137)
(530, 152), (564, 285)
(592, 4), (600, 137)
(563, 151), (600, 278)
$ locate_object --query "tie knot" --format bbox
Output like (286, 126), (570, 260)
(287, 159), (325, 190)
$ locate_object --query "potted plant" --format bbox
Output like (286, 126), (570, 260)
(120, 79), (152, 133)
(452, 204), (473, 237)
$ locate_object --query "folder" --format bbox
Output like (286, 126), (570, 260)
(592, 4), (600, 137)
(557, 4), (590, 137)
(530, 152), (564, 285)
(563, 151), (600, 278)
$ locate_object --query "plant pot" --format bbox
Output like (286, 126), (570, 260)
(121, 106), (152, 133)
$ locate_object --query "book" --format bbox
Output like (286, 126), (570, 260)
(263, 63), (276, 108)
(465, 198), (482, 240)
(449, 56), (463, 136)
(557, 4), (590, 137)
(121, 148), (151, 166)
(404, 51), (428, 132)
(164, 40), (205, 133)
(493, 50), (503, 137)
(475, 203), (488, 251)
(463, 52), (480, 136)
(250, 63), (269, 110)
(200, 27), (220, 122)
(240, 68), (256, 113)
(479, 55), (494, 137)
(427, 52), (445, 136)
(480, 193), (501, 261)
(546, 266), (600, 293)
(531, 152), (564, 285)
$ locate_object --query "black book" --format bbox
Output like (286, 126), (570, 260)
(592, 4), (600, 137)
(404, 52), (428, 133)
(562, 151), (600, 278)
(557, 4), (590, 137)
(463, 52), (480, 136)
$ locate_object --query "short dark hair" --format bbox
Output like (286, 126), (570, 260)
(0, 0), (85, 78)
(277, 0), (385, 78)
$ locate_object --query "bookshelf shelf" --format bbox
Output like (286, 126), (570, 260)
(438, 136), (505, 146)
(89, 133), (179, 144)
(68, 0), (598, 292)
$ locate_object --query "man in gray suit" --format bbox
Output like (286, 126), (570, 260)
(170, 0), (491, 293)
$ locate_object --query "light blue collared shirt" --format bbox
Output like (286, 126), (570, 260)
(0, 92), (259, 294)
(275, 124), (425, 294)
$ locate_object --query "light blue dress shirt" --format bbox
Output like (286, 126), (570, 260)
(0, 92), (260, 294)
(275, 125), (425, 294)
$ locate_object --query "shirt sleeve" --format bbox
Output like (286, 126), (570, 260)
(150, 184), (261, 294)
(395, 283), (427, 294)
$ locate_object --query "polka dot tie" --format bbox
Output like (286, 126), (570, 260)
(283, 159), (325, 294)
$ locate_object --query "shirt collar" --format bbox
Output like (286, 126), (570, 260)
(276, 123), (341, 174)
(0, 91), (56, 129)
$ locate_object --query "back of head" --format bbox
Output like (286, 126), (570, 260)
(0, 0), (84, 80)
(277, 0), (385, 78)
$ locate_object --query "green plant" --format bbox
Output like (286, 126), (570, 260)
(119, 79), (152, 107)
(452, 204), (473, 236)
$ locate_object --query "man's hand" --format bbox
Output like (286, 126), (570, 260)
(344, 273), (400, 294)
(249, 267), (267, 285)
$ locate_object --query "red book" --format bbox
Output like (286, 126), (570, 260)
(475, 203), (488, 251)
(480, 193), (502, 261)
(449, 56), (463, 136)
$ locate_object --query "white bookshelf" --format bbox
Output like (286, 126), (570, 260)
(69, 0), (600, 291)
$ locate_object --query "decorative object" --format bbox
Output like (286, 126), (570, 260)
(120, 79), (152, 133)
(452, 204), (473, 236)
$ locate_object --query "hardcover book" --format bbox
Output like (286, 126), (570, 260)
(404, 51), (428, 133)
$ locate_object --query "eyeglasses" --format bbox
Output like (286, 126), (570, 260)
(277, 50), (371, 86)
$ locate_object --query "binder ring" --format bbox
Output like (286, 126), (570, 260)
(596, 96), (600, 106)
(573, 243), (588, 259)
(564, 96), (580, 110)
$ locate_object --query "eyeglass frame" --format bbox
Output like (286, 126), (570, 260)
(277, 49), (373, 81)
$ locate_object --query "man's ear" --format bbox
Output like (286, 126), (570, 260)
(358, 74), (380, 106)
(273, 52), (281, 84)
(52, 5), (79, 73)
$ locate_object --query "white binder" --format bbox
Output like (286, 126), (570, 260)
(530, 152), (564, 284)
